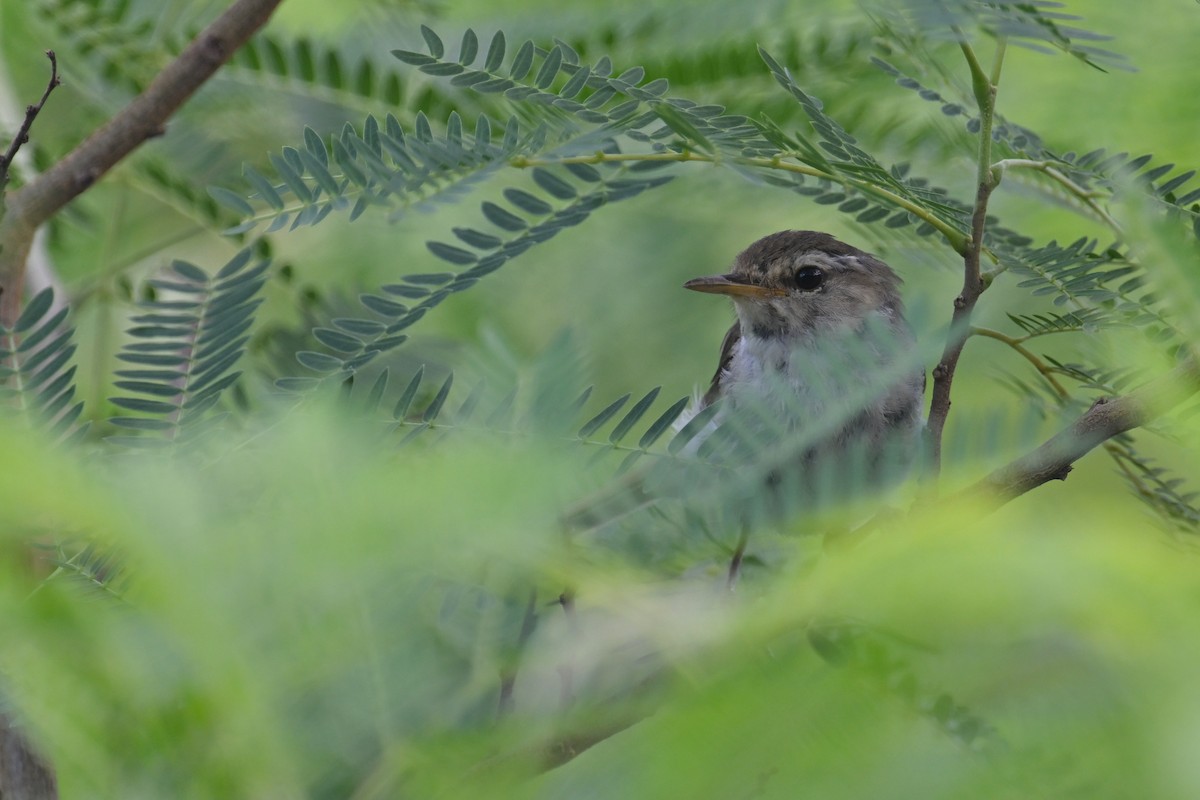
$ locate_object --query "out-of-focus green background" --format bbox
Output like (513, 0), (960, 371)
(4, 4), (1200, 796)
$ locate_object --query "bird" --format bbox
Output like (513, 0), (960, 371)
(683, 229), (925, 459)
(566, 230), (924, 533)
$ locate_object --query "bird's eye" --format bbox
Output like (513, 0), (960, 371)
(792, 266), (825, 292)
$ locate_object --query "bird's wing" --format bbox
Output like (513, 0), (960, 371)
(701, 321), (740, 408)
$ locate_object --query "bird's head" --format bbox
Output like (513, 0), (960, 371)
(684, 230), (905, 339)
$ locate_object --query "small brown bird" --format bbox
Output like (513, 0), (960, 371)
(567, 231), (924, 531)
(682, 230), (925, 479)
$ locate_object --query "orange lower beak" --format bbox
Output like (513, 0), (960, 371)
(683, 274), (785, 298)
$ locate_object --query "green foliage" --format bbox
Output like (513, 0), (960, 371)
(4, 1), (1200, 797)
(107, 249), (268, 446)
(0, 288), (88, 443)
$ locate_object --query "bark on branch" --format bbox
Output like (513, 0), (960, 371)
(957, 356), (1200, 511)
(0, 0), (285, 326)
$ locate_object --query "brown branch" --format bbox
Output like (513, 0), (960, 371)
(0, 0), (285, 327)
(0, 52), (60, 190)
(923, 38), (1006, 488)
(956, 356), (1200, 511)
(497, 589), (539, 717)
(726, 525), (749, 591)
(0, 715), (56, 800)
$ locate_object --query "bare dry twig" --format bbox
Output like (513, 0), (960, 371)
(0, 0), (285, 327)
(0, 52), (60, 190)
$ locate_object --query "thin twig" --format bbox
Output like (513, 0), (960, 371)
(970, 326), (1071, 398)
(726, 525), (749, 591)
(497, 589), (539, 717)
(922, 37), (1006, 490)
(0, 0), (285, 327)
(0, 51), (60, 188)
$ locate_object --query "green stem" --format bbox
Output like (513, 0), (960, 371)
(509, 152), (970, 254)
(992, 158), (1122, 235)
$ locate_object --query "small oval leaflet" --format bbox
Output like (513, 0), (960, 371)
(208, 186), (255, 217)
(484, 31), (506, 72)
(13, 288), (54, 333)
(509, 41), (535, 80)
(296, 351), (345, 373)
(426, 242), (478, 265)
(503, 188), (552, 216)
(359, 294), (408, 316)
(532, 169), (577, 200)
(420, 25), (444, 58)
(459, 29), (479, 65)
(404, 271), (456, 285)
(171, 261), (209, 283)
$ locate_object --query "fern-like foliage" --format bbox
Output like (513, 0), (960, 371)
(211, 111), (523, 233)
(1005, 308), (1110, 338)
(107, 249), (268, 447)
(874, 39), (1200, 245)
(271, 157), (672, 390)
(0, 289), (88, 442)
(887, 0), (1132, 72)
(33, 0), (166, 94)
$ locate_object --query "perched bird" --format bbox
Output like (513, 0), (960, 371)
(567, 230), (924, 532)
(682, 229), (925, 471)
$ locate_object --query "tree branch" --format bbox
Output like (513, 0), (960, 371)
(956, 356), (1200, 511)
(0, 52), (60, 191)
(0, 0), (285, 326)
(923, 37), (1006, 489)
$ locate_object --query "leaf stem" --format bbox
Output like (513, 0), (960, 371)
(992, 158), (1123, 235)
(509, 152), (969, 253)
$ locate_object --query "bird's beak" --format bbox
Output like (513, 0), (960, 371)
(683, 274), (786, 298)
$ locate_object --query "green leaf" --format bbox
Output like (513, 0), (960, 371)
(296, 351), (344, 372)
(532, 168), (577, 200)
(503, 188), (552, 215)
(297, 148), (340, 195)
(483, 31), (506, 71)
(269, 152), (313, 203)
(534, 46), (562, 89)
(393, 366), (424, 419)
(303, 126), (327, 165)
(359, 294), (409, 317)
(459, 29), (478, 65)
(609, 387), (660, 444)
(404, 272), (455, 285)
(422, 373), (454, 422)
(426, 241), (478, 265)
(453, 227), (502, 250)
(112, 380), (180, 398)
(420, 25), (444, 58)
(555, 66), (589, 100)
(333, 318), (386, 336)
(510, 41), (534, 80)
(638, 396), (689, 449)
(109, 417), (175, 431)
(313, 327), (363, 353)
(391, 49), (436, 66)
(482, 201), (528, 231)
(207, 186), (255, 217)
(14, 288), (54, 333)
(578, 393), (630, 438)
(667, 403), (720, 455)
(109, 396), (177, 414)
